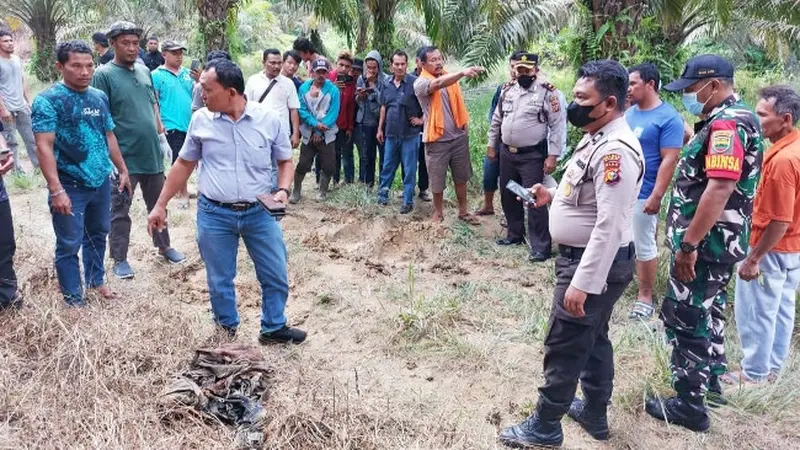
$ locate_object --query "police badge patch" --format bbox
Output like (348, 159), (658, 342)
(550, 96), (560, 113)
(603, 153), (622, 185)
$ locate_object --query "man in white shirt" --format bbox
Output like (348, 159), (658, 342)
(245, 48), (301, 190)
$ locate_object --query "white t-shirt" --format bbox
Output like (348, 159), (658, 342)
(244, 72), (300, 135)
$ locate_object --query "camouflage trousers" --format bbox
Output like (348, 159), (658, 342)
(660, 256), (734, 398)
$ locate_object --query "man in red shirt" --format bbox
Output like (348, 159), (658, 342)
(327, 51), (356, 184)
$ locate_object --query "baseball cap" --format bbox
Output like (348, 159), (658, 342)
(352, 58), (364, 71)
(311, 58), (330, 73)
(161, 40), (186, 52)
(106, 21), (143, 40)
(514, 53), (539, 69)
(663, 54), (734, 92)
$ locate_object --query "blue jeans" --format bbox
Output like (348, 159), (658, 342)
(377, 135), (419, 205)
(734, 252), (800, 380)
(50, 177), (110, 304)
(482, 154), (500, 192)
(197, 195), (288, 333)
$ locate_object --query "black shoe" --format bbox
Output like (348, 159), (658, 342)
(645, 395), (710, 432)
(529, 252), (551, 262)
(498, 413), (563, 448)
(496, 237), (525, 246)
(567, 397), (609, 440)
(399, 204), (413, 214)
(259, 326), (307, 345)
(706, 375), (728, 407)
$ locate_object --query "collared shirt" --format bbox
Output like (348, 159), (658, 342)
(31, 83), (115, 188)
(549, 117), (644, 294)
(750, 128), (800, 252)
(152, 66), (194, 132)
(488, 79), (566, 156)
(379, 74), (423, 139)
(179, 102), (292, 203)
(666, 95), (763, 264)
(244, 72), (300, 135)
(91, 61), (162, 174)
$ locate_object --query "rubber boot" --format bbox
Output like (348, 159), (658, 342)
(567, 397), (609, 440)
(498, 404), (563, 448)
(317, 173), (331, 201)
(645, 395), (710, 432)
(289, 172), (304, 204)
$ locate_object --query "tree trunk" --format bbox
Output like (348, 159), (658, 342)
(356, 2), (370, 54)
(32, 25), (59, 82)
(196, 0), (236, 53)
(367, 0), (400, 66)
(590, 0), (645, 57)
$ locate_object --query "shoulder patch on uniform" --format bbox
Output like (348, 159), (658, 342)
(542, 82), (556, 92)
(711, 130), (734, 155)
(550, 95), (560, 112)
(603, 153), (622, 185)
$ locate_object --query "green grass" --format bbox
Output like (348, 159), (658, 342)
(6, 169), (43, 193)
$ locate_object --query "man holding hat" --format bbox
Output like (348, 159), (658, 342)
(92, 21), (186, 279)
(152, 40), (194, 208)
(489, 52), (566, 262)
(645, 54), (764, 431)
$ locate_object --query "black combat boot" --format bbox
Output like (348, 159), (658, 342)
(498, 408), (563, 448)
(645, 395), (710, 432)
(567, 397), (609, 440)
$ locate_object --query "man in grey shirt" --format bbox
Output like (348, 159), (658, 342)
(0, 30), (38, 172)
(148, 59), (306, 344)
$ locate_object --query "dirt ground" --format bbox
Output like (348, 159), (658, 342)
(1, 170), (799, 450)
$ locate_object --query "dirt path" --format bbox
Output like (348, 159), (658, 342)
(1, 178), (799, 449)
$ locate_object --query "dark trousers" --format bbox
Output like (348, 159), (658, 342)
(334, 129), (354, 183)
(0, 199), (17, 306)
(537, 251), (635, 419)
(499, 146), (551, 254)
(109, 173), (171, 262)
(401, 136), (429, 192)
(298, 140), (335, 177)
(166, 129), (187, 164)
(356, 125), (384, 187)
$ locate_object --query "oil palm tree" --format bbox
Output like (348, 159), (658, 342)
(3, 0), (67, 82)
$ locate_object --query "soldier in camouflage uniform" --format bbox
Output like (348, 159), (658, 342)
(645, 55), (764, 432)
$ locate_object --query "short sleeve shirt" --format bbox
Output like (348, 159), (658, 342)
(413, 76), (466, 143)
(152, 66), (194, 132)
(179, 102), (292, 203)
(625, 102), (685, 199)
(666, 96), (764, 263)
(244, 73), (300, 135)
(379, 74), (422, 139)
(31, 83), (115, 188)
(91, 61), (163, 174)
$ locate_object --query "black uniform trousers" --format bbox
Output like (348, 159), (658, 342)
(499, 144), (551, 254)
(536, 247), (635, 419)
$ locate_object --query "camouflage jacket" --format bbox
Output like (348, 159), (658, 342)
(666, 95), (764, 264)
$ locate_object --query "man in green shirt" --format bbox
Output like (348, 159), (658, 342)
(92, 21), (185, 279)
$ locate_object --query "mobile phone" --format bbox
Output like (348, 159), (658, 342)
(506, 180), (536, 206)
(336, 74), (353, 84)
(256, 194), (286, 221)
(190, 59), (200, 71)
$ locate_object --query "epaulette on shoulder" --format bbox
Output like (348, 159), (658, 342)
(502, 81), (515, 90)
(542, 81), (556, 92)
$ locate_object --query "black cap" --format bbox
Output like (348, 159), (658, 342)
(664, 54), (734, 92)
(352, 58), (363, 70)
(311, 58), (330, 73)
(514, 53), (539, 68)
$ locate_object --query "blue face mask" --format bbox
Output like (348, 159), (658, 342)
(682, 81), (713, 116)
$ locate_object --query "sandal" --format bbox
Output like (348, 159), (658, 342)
(458, 214), (481, 226)
(475, 208), (495, 216)
(720, 370), (764, 388)
(628, 300), (655, 320)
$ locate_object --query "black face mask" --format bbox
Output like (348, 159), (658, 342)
(517, 75), (534, 89)
(567, 99), (606, 128)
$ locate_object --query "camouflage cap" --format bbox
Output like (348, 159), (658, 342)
(106, 21), (143, 40)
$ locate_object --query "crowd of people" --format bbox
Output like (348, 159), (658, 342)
(0, 20), (800, 447)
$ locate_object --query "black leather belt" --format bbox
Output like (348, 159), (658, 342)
(202, 195), (257, 211)
(559, 243), (635, 262)
(507, 141), (546, 154)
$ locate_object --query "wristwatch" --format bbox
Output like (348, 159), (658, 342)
(680, 241), (699, 253)
(276, 187), (291, 197)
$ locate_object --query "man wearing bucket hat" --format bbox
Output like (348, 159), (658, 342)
(92, 21), (186, 280)
(489, 52), (566, 262)
(645, 54), (764, 431)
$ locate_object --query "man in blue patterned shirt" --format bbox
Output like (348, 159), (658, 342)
(32, 41), (132, 306)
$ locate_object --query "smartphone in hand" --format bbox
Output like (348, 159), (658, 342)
(506, 180), (536, 206)
(190, 59), (201, 72)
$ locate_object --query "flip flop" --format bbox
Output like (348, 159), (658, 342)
(475, 208), (495, 216)
(458, 214), (481, 226)
(628, 301), (655, 321)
